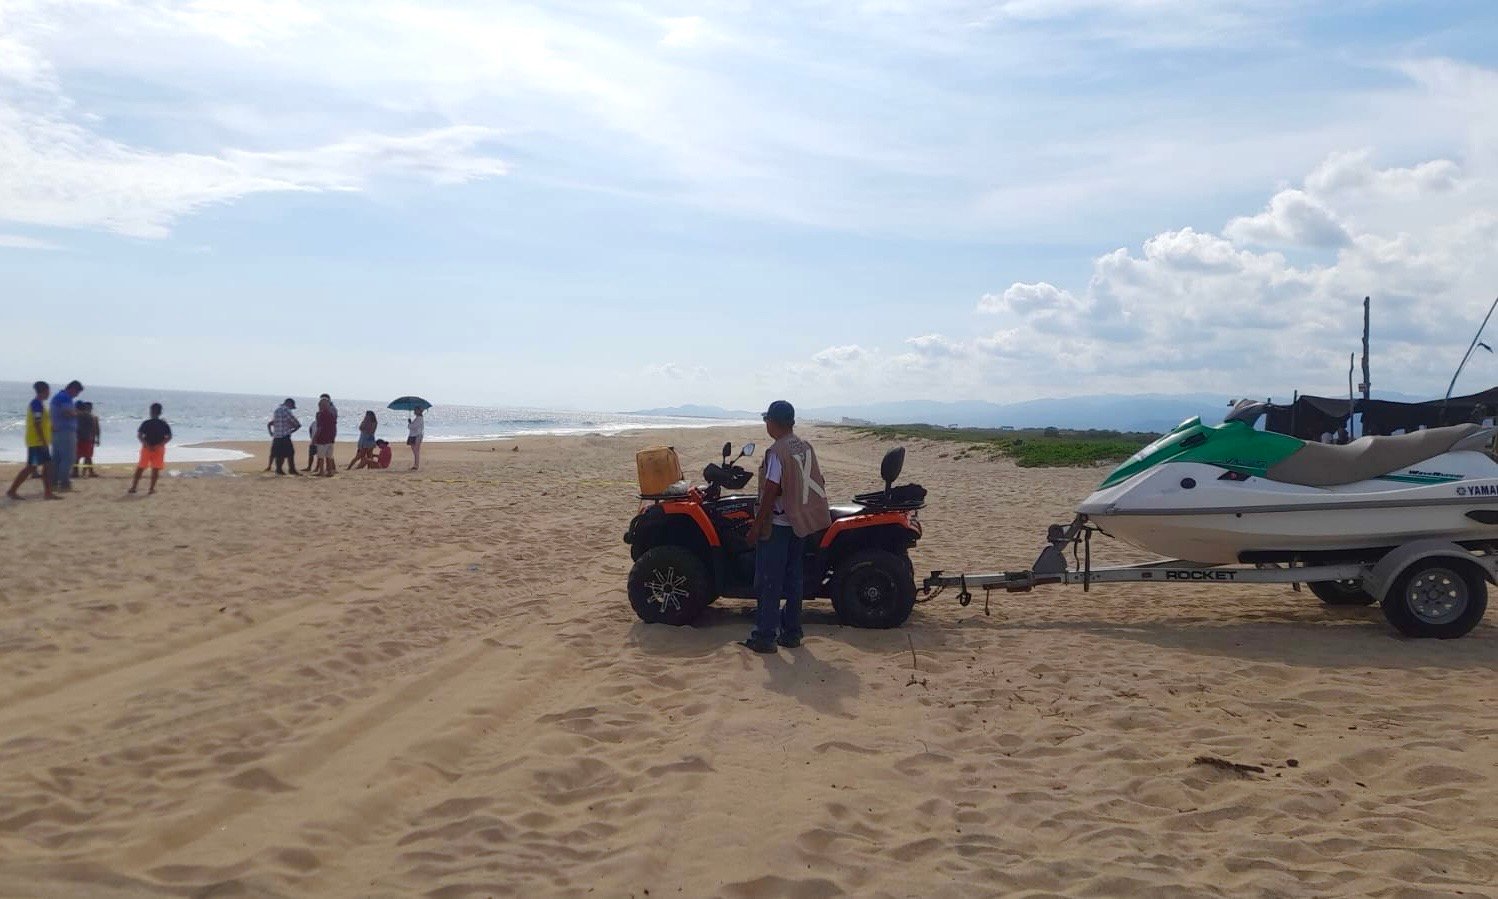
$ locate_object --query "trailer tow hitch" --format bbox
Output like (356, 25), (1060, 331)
(951, 573), (991, 615)
(921, 571), (989, 614)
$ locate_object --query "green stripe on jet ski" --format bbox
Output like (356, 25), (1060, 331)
(1375, 473), (1463, 484)
(1099, 418), (1303, 489)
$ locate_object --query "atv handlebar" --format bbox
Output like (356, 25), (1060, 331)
(702, 463), (754, 497)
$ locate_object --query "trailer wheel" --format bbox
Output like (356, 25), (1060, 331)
(629, 546), (712, 626)
(1308, 579), (1376, 606)
(1381, 558), (1488, 639)
(831, 549), (917, 629)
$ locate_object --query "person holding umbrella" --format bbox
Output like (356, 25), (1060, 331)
(407, 408), (424, 470)
(387, 396), (431, 470)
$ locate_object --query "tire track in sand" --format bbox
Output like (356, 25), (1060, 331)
(114, 544), (618, 886)
(0, 548), (482, 735)
(113, 628), (548, 875)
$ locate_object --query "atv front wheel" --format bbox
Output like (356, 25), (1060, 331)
(830, 549), (917, 629)
(629, 546), (713, 626)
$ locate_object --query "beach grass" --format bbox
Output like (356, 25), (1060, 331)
(840, 423), (1157, 468)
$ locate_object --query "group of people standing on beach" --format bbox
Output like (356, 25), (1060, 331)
(264, 395), (424, 476)
(7, 382), (429, 501)
(7, 379), (174, 500)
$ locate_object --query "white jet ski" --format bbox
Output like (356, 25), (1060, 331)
(1078, 401), (1498, 564)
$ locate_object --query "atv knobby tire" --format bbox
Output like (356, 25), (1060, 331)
(830, 548), (917, 629)
(629, 546), (713, 626)
(1308, 579), (1376, 606)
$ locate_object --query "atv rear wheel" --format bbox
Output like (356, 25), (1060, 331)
(629, 546), (713, 626)
(1308, 579), (1376, 606)
(830, 549), (917, 629)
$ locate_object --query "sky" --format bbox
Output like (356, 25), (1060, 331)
(3, 0), (1498, 412)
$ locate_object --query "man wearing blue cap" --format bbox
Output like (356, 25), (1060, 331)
(743, 400), (831, 653)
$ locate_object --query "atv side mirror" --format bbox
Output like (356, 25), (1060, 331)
(721, 441), (732, 460)
(880, 447), (906, 489)
(742, 442), (756, 457)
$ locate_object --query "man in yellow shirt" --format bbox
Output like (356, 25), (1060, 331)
(7, 381), (61, 501)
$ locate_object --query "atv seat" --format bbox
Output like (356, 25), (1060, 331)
(829, 504), (863, 521)
(1266, 424), (1487, 487)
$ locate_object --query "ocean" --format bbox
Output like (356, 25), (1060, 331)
(0, 382), (754, 465)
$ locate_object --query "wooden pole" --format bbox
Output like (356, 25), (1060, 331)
(1348, 353), (1356, 440)
(1360, 296), (1371, 437)
(1361, 296), (1371, 403)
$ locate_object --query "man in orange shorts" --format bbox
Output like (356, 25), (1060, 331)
(130, 403), (173, 495)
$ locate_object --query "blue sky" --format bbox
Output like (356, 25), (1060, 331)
(3, 1), (1498, 411)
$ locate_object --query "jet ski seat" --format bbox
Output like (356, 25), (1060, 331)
(1265, 424), (1486, 487)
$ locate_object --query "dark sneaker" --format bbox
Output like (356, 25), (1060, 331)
(739, 638), (777, 654)
(776, 633), (802, 649)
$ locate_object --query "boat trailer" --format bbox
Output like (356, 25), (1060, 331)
(921, 516), (1494, 638)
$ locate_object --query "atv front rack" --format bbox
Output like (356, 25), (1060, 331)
(853, 483), (927, 511)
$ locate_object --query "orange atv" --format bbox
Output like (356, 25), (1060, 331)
(624, 442), (925, 628)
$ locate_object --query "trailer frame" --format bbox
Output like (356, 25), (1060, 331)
(922, 515), (1495, 638)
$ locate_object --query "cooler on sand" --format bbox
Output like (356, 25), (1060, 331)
(636, 446), (684, 497)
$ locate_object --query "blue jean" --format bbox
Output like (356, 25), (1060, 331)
(52, 435), (76, 489)
(752, 525), (805, 644)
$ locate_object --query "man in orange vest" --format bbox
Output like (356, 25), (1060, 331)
(743, 400), (831, 653)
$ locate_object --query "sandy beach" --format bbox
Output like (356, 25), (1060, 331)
(1, 426), (1495, 897)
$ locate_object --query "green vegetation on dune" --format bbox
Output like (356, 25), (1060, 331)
(842, 423), (1158, 468)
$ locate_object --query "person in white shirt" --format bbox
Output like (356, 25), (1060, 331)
(407, 408), (425, 470)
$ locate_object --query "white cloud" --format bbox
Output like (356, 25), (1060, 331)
(1305, 149), (1461, 198)
(830, 146), (1498, 400)
(905, 333), (968, 358)
(658, 15), (715, 49)
(164, 0), (324, 47)
(812, 345), (871, 368)
(977, 282), (1084, 333)
(1224, 189), (1349, 248)
(3, 1), (1492, 246)
(0, 233), (62, 250)
(0, 100), (508, 238)
(0, 1), (508, 239)
(644, 362), (708, 380)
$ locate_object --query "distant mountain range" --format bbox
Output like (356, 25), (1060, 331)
(632, 394), (1234, 432)
(812, 396), (1238, 432)
(633, 404), (761, 420)
(632, 391), (1439, 433)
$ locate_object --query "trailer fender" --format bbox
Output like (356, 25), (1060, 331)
(1363, 540), (1498, 601)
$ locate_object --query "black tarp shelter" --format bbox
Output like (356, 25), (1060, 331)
(1263, 387), (1498, 440)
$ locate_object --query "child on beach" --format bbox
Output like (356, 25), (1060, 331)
(74, 402), (100, 478)
(6, 381), (60, 501)
(353, 439), (393, 470)
(129, 404), (172, 495)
